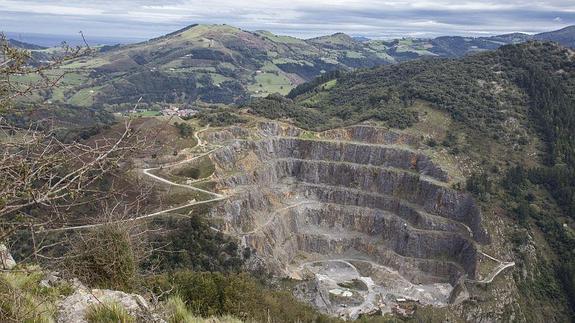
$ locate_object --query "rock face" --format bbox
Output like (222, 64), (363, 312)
(58, 280), (164, 323)
(204, 122), (489, 317)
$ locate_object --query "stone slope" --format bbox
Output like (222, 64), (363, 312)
(203, 122), (489, 315)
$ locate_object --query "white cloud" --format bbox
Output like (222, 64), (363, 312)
(1, 0), (575, 40)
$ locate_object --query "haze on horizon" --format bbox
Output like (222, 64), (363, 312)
(2, 0), (575, 46)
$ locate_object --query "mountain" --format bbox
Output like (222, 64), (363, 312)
(352, 36), (371, 42)
(5, 23), (575, 322)
(424, 27), (575, 57)
(534, 25), (575, 47)
(38, 24), (399, 109)
(23, 24), (575, 110)
(8, 39), (47, 50)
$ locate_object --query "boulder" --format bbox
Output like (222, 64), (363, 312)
(0, 244), (16, 270)
(57, 283), (165, 323)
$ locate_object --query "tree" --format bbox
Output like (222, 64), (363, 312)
(0, 35), (144, 260)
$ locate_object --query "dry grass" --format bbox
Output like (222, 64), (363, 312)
(84, 301), (135, 323)
(164, 296), (243, 323)
(0, 267), (73, 323)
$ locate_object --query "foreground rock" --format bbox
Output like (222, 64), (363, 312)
(58, 280), (164, 323)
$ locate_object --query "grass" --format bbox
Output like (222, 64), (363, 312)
(164, 296), (243, 323)
(61, 72), (89, 86)
(0, 268), (73, 322)
(179, 24), (242, 39)
(345, 51), (364, 59)
(272, 58), (314, 66)
(170, 67), (218, 73)
(374, 51), (396, 62)
(156, 182), (212, 204)
(85, 302), (135, 323)
(248, 72), (292, 96)
(322, 79), (337, 91)
(300, 91), (330, 106)
(132, 110), (162, 117)
(210, 73), (232, 85)
(61, 57), (109, 69)
(172, 155), (215, 180)
(298, 131), (318, 140)
(68, 86), (103, 106)
(51, 88), (66, 102)
(402, 101), (451, 141)
(10, 73), (43, 84)
(256, 30), (308, 45)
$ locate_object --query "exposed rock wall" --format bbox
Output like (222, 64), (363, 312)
(205, 123), (488, 287)
(320, 125), (420, 146)
(201, 126), (251, 143)
(212, 137), (449, 181)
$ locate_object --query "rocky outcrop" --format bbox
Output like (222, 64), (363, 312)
(202, 126), (251, 143)
(212, 137), (449, 181)
(320, 125), (420, 147)
(58, 280), (164, 323)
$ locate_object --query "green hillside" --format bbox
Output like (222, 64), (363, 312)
(13, 24), (575, 111)
(32, 24), (398, 109)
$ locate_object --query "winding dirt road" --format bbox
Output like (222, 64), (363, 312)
(470, 251), (515, 284)
(37, 126), (225, 233)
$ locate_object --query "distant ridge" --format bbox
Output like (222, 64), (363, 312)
(8, 39), (46, 50)
(352, 36), (371, 42)
(29, 23), (575, 108)
(534, 25), (575, 47)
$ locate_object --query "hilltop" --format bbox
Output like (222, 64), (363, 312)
(7, 38), (47, 50)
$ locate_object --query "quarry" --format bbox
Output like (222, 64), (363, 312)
(190, 121), (502, 319)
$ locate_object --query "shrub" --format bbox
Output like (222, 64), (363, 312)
(196, 111), (246, 127)
(164, 295), (243, 323)
(174, 122), (194, 138)
(466, 172), (493, 197)
(148, 215), (243, 272)
(85, 301), (135, 323)
(66, 224), (138, 291)
(149, 270), (340, 323)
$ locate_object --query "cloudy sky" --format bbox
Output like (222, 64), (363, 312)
(2, 0), (575, 45)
